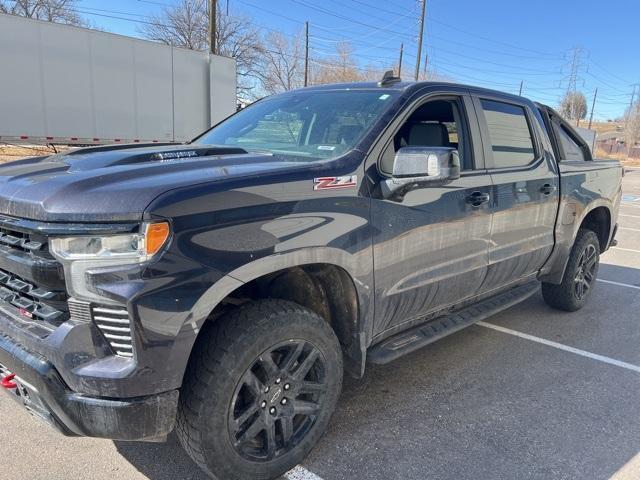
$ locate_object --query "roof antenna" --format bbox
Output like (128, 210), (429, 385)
(378, 70), (401, 87)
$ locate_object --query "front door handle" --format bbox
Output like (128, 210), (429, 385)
(465, 191), (490, 206)
(540, 183), (557, 195)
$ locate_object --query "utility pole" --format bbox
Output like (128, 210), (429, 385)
(518, 80), (523, 96)
(398, 43), (403, 77)
(226, 0), (229, 15)
(209, 0), (217, 54)
(414, 0), (426, 81)
(624, 85), (637, 131)
(304, 21), (309, 87)
(588, 88), (597, 129)
(422, 51), (428, 79)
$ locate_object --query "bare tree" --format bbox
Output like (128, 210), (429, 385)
(312, 42), (364, 85)
(140, 0), (263, 98)
(140, 0), (208, 50)
(625, 100), (640, 151)
(0, 0), (86, 26)
(560, 91), (588, 122)
(257, 31), (305, 95)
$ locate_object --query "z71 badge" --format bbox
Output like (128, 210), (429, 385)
(313, 176), (357, 191)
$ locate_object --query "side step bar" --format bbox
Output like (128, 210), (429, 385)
(368, 281), (540, 365)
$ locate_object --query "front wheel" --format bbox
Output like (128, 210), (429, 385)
(177, 299), (343, 480)
(542, 228), (600, 312)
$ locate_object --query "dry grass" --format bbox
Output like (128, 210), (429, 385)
(594, 148), (640, 166)
(0, 144), (64, 163)
(589, 121), (623, 135)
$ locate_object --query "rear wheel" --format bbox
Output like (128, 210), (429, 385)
(542, 229), (600, 312)
(177, 299), (343, 480)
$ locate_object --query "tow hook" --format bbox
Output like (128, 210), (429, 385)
(1, 373), (17, 389)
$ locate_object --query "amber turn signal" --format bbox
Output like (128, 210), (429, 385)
(145, 222), (170, 255)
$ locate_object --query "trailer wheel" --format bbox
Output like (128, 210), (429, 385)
(542, 229), (600, 312)
(177, 299), (343, 480)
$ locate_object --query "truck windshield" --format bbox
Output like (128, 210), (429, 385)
(193, 90), (398, 161)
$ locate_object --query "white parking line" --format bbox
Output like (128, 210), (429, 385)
(477, 322), (640, 374)
(598, 279), (640, 290)
(285, 465), (325, 480)
(620, 213), (640, 219)
(619, 227), (640, 232)
(611, 246), (640, 253)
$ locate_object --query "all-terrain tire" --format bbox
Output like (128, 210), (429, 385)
(176, 299), (343, 480)
(542, 228), (600, 312)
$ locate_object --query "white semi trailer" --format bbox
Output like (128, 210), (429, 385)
(0, 13), (237, 145)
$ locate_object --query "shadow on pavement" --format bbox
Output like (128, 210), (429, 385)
(114, 432), (208, 480)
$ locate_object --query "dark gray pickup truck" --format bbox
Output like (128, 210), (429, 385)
(0, 78), (622, 480)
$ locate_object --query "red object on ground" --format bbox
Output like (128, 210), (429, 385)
(1, 373), (17, 389)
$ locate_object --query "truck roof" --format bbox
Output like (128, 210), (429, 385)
(301, 80), (540, 107)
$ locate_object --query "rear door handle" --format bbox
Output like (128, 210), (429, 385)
(540, 183), (557, 195)
(465, 191), (490, 206)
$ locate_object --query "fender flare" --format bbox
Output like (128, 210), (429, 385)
(540, 198), (614, 284)
(186, 247), (373, 373)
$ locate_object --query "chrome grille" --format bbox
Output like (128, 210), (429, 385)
(67, 298), (91, 322)
(92, 305), (134, 358)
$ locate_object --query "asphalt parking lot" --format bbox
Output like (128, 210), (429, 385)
(2, 168), (639, 480)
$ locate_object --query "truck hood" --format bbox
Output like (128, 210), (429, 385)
(0, 144), (305, 223)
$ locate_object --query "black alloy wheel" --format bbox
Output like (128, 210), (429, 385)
(542, 228), (600, 312)
(574, 243), (597, 300)
(228, 340), (327, 462)
(177, 299), (342, 480)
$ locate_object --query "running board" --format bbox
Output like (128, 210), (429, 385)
(368, 281), (540, 365)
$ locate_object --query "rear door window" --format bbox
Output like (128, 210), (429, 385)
(480, 99), (536, 168)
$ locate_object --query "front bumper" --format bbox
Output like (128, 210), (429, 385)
(0, 332), (178, 441)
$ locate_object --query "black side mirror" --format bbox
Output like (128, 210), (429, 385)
(382, 146), (460, 199)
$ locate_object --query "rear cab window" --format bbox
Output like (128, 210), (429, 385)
(554, 123), (586, 161)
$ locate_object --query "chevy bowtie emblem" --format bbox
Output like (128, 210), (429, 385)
(314, 176), (357, 190)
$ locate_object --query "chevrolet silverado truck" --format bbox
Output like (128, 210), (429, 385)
(0, 76), (622, 480)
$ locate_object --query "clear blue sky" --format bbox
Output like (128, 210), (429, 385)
(75, 0), (639, 120)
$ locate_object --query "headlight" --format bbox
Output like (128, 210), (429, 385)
(50, 234), (145, 260)
(50, 222), (170, 304)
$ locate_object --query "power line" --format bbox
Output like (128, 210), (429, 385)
(6, 0), (630, 114)
(426, 16), (559, 57)
(428, 45), (563, 74)
(341, 0), (417, 17)
(588, 59), (634, 86)
(288, 0), (415, 41)
(136, 0), (174, 6)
